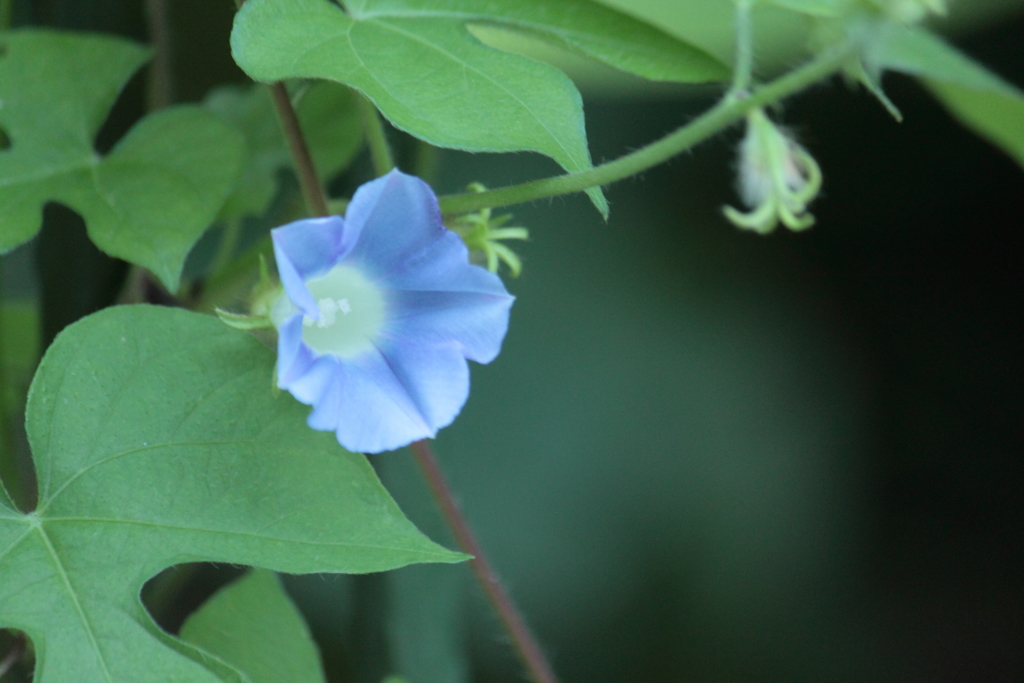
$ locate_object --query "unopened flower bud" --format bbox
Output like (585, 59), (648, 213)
(723, 108), (823, 235)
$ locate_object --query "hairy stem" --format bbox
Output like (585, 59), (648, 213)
(731, 0), (755, 94)
(357, 94), (395, 177)
(410, 440), (559, 683)
(144, 0), (174, 110)
(437, 41), (856, 216)
(270, 82), (330, 217)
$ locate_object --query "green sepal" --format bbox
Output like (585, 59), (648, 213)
(215, 308), (275, 330)
(449, 185), (529, 276)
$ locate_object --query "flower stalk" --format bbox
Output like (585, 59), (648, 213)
(436, 40), (857, 217)
(730, 0), (756, 95)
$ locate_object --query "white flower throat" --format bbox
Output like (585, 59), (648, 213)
(304, 296), (352, 328)
(300, 264), (386, 358)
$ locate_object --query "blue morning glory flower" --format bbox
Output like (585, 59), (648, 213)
(269, 169), (514, 454)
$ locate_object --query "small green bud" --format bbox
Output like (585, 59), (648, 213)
(449, 183), (529, 276)
(723, 108), (823, 235)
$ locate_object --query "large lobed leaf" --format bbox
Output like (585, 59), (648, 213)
(231, 0), (727, 217)
(0, 306), (462, 683)
(0, 30), (245, 290)
(866, 24), (1024, 169)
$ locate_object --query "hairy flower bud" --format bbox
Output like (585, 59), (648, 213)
(723, 108), (823, 235)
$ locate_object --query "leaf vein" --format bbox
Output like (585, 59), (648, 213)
(36, 525), (115, 683)
(43, 517), (456, 558)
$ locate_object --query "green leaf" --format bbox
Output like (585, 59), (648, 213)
(0, 305), (464, 683)
(181, 570), (326, 683)
(0, 30), (245, 290)
(924, 79), (1024, 168)
(761, 0), (849, 17)
(205, 82), (364, 220)
(866, 24), (1018, 93)
(438, 0), (728, 83)
(865, 25), (1024, 168)
(231, 0), (723, 216)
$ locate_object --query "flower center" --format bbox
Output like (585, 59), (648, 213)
(300, 264), (385, 358)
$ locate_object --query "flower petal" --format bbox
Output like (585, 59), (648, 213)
(382, 290), (512, 364)
(270, 170), (514, 452)
(272, 215), (354, 317)
(378, 230), (513, 363)
(377, 339), (470, 435)
(276, 313), (317, 386)
(327, 349), (438, 453)
(382, 231), (508, 294)
(345, 170), (445, 279)
(281, 353), (337, 406)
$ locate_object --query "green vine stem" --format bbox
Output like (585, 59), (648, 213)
(209, 217), (244, 277)
(436, 41), (857, 216)
(731, 0), (756, 94)
(412, 138), (440, 183)
(357, 93), (395, 177)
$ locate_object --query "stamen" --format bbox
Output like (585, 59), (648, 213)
(300, 265), (385, 357)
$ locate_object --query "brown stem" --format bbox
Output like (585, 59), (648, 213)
(270, 83), (330, 218)
(410, 440), (559, 683)
(0, 633), (25, 678)
(144, 0), (173, 110)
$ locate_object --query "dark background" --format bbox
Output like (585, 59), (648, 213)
(2, 1), (1023, 681)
